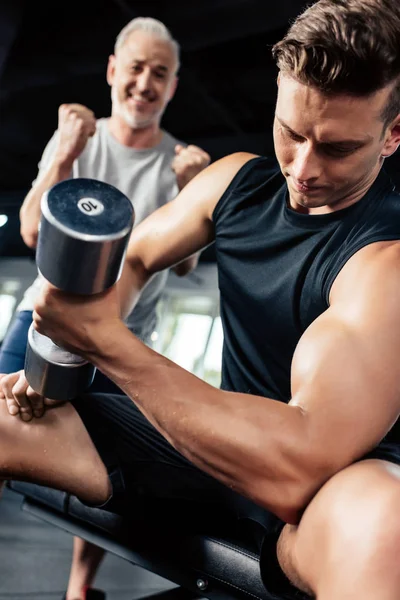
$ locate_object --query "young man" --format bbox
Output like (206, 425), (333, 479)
(1, 1), (400, 598)
(0, 16), (209, 600)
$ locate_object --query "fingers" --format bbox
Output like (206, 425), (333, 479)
(0, 370), (45, 421)
(88, 121), (97, 137)
(174, 144), (185, 154)
(58, 103), (95, 121)
(172, 144), (211, 170)
(0, 371), (28, 419)
(5, 371), (33, 420)
(58, 103), (96, 138)
(0, 372), (21, 416)
(174, 144), (210, 162)
(26, 386), (45, 418)
(172, 144), (211, 190)
(186, 144), (211, 163)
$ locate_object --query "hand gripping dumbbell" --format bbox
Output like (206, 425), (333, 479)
(24, 178), (134, 401)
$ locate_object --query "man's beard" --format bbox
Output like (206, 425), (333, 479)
(111, 87), (157, 130)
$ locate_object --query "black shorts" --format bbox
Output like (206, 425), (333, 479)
(72, 392), (264, 528)
(72, 392), (400, 600)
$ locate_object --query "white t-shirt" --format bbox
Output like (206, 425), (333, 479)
(18, 118), (181, 343)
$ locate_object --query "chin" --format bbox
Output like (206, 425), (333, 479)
(120, 108), (154, 130)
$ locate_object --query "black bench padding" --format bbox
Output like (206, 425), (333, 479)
(8, 481), (272, 600)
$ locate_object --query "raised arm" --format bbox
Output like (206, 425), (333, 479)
(117, 152), (255, 317)
(19, 104), (96, 248)
(20, 156), (70, 249)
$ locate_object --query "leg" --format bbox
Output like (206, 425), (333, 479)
(66, 538), (106, 600)
(276, 459), (400, 599)
(0, 310), (34, 494)
(0, 313), (116, 597)
(65, 371), (123, 600)
(0, 311), (109, 598)
(0, 398), (111, 505)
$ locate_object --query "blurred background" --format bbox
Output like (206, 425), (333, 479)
(1, 2), (400, 598)
(1, 0), (400, 379)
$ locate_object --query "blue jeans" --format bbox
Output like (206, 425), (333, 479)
(0, 310), (123, 394)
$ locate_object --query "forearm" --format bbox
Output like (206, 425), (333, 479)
(87, 323), (309, 523)
(20, 161), (71, 248)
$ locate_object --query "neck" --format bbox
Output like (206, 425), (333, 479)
(108, 115), (163, 149)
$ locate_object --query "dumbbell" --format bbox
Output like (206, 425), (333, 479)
(24, 178), (134, 401)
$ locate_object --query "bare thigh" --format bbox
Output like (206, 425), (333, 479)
(0, 399), (111, 505)
(276, 459), (400, 598)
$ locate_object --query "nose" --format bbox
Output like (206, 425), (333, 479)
(135, 69), (152, 93)
(291, 142), (322, 184)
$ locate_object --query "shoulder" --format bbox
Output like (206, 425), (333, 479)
(193, 152), (260, 199)
(159, 130), (182, 156)
(211, 151), (259, 173)
(218, 151), (260, 167)
(210, 153), (280, 216)
(181, 151), (260, 186)
(331, 240), (400, 308)
(162, 129), (181, 146)
(90, 118), (109, 141)
(95, 117), (109, 129)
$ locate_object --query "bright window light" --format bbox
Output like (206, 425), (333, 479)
(0, 215), (8, 228)
(0, 295), (16, 341)
(164, 313), (213, 372)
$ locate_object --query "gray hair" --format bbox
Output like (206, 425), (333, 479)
(114, 17), (180, 72)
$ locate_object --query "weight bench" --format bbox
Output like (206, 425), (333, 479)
(8, 481), (272, 600)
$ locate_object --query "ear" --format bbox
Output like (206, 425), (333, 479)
(381, 115), (400, 158)
(277, 72), (281, 87)
(167, 76), (179, 102)
(106, 55), (116, 87)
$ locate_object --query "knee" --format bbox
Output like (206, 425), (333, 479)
(305, 459), (400, 557)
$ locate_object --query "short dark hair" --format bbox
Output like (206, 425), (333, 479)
(272, 0), (400, 127)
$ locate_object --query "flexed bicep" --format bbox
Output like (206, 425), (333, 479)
(289, 242), (400, 474)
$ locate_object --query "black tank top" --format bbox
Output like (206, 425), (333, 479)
(213, 157), (400, 407)
(213, 156), (400, 590)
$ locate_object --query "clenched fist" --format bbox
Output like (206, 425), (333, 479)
(172, 144), (211, 190)
(54, 103), (96, 169)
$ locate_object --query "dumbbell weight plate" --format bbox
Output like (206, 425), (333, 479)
(37, 178), (134, 294)
(25, 324), (96, 401)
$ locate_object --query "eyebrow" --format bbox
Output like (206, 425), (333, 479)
(276, 116), (373, 146)
(131, 60), (169, 73)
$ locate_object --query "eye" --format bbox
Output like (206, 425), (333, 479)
(282, 127), (303, 142)
(289, 131), (303, 142)
(323, 146), (358, 157)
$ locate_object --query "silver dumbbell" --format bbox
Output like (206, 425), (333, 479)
(25, 178), (134, 401)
